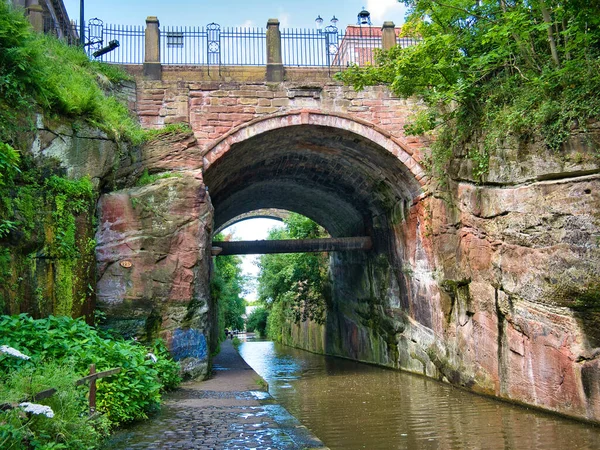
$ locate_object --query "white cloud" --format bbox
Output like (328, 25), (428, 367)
(366, 0), (407, 25)
(278, 10), (291, 28)
(240, 19), (255, 28)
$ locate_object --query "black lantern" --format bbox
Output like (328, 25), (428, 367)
(316, 15), (339, 30)
(315, 15), (324, 29)
(357, 7), (371, 25)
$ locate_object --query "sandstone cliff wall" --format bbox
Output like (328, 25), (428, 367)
(278, 130), (600, 422)
(0, 115), (120, 319)
(95, 170), (213, 378)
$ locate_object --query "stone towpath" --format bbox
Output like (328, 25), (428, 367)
(107, 339), (327, 449)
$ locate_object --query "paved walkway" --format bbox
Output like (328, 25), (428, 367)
(108, 339), (327, 449)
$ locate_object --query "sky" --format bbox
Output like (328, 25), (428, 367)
(62, 0), (408, 29)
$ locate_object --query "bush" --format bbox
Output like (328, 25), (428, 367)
(151, 339), (182, 391)
(336, 1), (600, 180)
(0, 315), (181, 428)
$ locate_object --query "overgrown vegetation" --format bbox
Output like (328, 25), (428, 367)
(211, 233), (247, 342)
(245, 307), (268, 337)
(0, 159), (97, 315)
(0, 3), (142, 148)
(337, 0), (600, 179)
(0, 361), (110, 450)
(0, 315), (181, 449)
(257, 214), (330, 342)
(136, 169), (181, 187)
(0, 4), (148, 315)
(143, 123), (193, 142)
(0, 7), (186, 448)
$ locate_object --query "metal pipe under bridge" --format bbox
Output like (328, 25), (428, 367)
(212, 237), (372, 256)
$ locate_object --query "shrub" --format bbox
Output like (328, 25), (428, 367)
(0, 315), (181, 427)
(151, 339), (182, 391)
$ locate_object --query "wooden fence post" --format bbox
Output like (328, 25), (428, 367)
(75, 365), (121, 416)
(89, 364), (96, 415)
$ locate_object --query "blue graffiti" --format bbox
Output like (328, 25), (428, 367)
(171, 328), (207, 361)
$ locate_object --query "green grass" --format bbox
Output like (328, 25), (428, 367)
(143, 123), (193, 142)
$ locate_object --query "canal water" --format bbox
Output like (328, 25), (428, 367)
(238, 339), (600, 450)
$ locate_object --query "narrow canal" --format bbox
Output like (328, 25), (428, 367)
(238, 338), (600, 450)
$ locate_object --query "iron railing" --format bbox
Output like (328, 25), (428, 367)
(91, 23), (145, 64)
(397, 36), (422, 48)
(161, 25), (266, 65)
(282, 27), (334, 67)
(66, 21), (419, 68)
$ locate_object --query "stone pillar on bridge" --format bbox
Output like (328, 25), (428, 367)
(26, 1), (45, 33)
(266, 18), (284, 82)
(381, 21), (396, 51)
(144, 16), (162, 80)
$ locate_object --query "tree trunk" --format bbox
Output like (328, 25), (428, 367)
(540, 0), (560, 67)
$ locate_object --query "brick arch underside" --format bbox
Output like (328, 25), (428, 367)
(216, 209), (291, 235)
(203, 113), (426, 237)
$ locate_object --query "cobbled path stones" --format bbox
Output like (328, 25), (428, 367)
(107, 340), (325, 449)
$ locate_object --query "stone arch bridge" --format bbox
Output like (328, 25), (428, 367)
(93, 64), (600, 424)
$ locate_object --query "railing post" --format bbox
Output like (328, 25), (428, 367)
(144, 16), (162, 80)
(26, 1), (44, 33)
(266, 18), (284, 82)
(381, 21), (396, 51)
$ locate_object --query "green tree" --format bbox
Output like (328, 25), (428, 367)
(337, 0), (600, 178)
(245, 307), (269, 337)
(257, 214), (330, 341)
(212, 233), (246, 338)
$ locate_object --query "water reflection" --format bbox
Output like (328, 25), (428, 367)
(239, 339), (600, 450)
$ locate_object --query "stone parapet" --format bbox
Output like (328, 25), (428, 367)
(131, 74), (428, 163)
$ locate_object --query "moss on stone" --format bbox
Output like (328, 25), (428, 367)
(144, 308), (164, 342)
(572, 283), (600, 347)
(547, 277), (600, 347)
(0, 171), (96, 319)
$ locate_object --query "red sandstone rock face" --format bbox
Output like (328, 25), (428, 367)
(95, 170), (213, 378)
(419, 173), (600, 421)
(113, 73), (600, 423)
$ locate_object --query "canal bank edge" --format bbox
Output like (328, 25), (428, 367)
(229, 342), (329, 450)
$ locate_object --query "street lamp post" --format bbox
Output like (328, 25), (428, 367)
(79, 0), (84, 46)
(315, 15), (339, 68)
